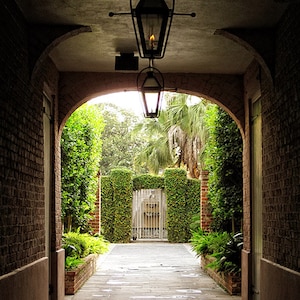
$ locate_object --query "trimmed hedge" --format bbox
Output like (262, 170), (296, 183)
(101, 169), (200, 243)
(164, 168), (188, 243)
(100, 176), (114, 240)
(133, 174), (165, 190)
(111, 169), (133, 243)
(186, 178), (201, 239)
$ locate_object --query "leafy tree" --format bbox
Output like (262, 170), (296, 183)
(165, 94), (210, 178)
(61, 104), (105, 232)
(97, 103), (146, 175)
(133, 93), (211, 178)
(132, 111), (173, 174)
(204, 106), (243, 232)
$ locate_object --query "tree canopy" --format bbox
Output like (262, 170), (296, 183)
(97, 103), (146, 175)
(133, 93), (212, 178)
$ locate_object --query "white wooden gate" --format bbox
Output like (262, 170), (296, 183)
(132, 189), (167, 240)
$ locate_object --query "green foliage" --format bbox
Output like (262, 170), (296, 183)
(185, 179), (201, 238)
(133, 93), (211, 177)
(65, 257), (84, 270)
(100, 176), (114, 240)
(62, 231), (109, 269)
(61, 104), (104, 232)
(209, 233), (243, 274)
(111, 169), (133, 243)
(101, 171), (200, 243)
(132, 116), (173, 174)
(164, 168), (188, 242)
(190, 230), (243, 275)
(133, 174), (165, 190)
(97, 103), (146, 175)
(189, 214), (201, 232)
(190, 230), (230, 256)
(204, 106), (243, 232)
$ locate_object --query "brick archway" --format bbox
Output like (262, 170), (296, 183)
(58, 72), (245, 137)
(56, 70), (248, 298)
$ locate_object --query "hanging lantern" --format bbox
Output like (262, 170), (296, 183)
(131, 0), (174, 59)
(137, 65), (164, 118)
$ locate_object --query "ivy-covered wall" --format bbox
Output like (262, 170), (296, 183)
(100, 176), (114, 240)
(186, 178), (201, 237)
(111, 169), (133, 243)
(164, 169), (188, 242)
(101, 169), (200, 243)
(133, 174), (165, 190)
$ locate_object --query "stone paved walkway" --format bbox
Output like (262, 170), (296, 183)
(65, 242), (241, 300)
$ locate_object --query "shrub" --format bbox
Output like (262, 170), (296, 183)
(133, 174), (165, 190)
(65, 257), (84, 270)
(100, 176), (114, 240)
(101, 171), (200, 243)
(164, 168), (188, 242)
(190, 229), (230, 256)
(190, 230), (243, 274)
(111, 169), (133, 243)
(204, 106), (243, 232)
(189, 214), (201, 232)
(62, 231), (109, 267)
(209, 232), (243, 274)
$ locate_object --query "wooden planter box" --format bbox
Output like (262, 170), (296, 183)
(65, 254), (98, 295)
(201, 255), (241, 295)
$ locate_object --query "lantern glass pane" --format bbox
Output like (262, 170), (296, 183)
(144, 91), (160, 114)
(140, 14), (164, 52)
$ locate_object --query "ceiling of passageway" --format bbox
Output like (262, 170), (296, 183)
(16, 0), (287, 74)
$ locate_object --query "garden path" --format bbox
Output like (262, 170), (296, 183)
(65, 242), (241, 300)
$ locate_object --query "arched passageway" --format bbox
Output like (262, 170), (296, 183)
(2, 3), (300, 300)
(57, 73), (248, 293)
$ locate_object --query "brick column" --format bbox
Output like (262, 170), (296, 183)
(200, 170), (212, 232)
(89, 172), (101, 234)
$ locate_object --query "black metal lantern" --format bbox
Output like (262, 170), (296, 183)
(137, 65), (164, 118)
(130, 0), (174, 59)
(109, 1), (195, 117)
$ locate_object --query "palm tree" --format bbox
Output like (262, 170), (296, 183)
(133, 93), (211, 178)
(165, 94), (209, 178)
(132, 112), (173, 174)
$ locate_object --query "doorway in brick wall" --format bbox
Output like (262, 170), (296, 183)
(132, 189), (167, 240)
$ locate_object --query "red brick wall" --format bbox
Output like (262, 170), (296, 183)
(89, 181), (101, 235)
(262, 4), (300, 272)
(65, 254), (97, 295)
(200, 171), (212, 232)
(201, 256), (241, 295)
(58, 72), (244, 133)
(0, 0), (45, 276)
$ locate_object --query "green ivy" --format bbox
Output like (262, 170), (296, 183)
(101, 171), (200, 243)
(204, 106), (243, 232)
(111, 169), (133, 243)
(164, 168), (188, 242)
(133, 174), (165, 190)
(100, 176), (114, 241)
(185, 178), (201, 238)
(61, 104), (105, 232)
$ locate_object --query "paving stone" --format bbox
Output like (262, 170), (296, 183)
(65, 242), (241, 300)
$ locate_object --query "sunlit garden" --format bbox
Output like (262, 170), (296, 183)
(61, 93), (243, 294)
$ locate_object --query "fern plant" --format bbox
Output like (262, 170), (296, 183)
(62, 231), (109, 269)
